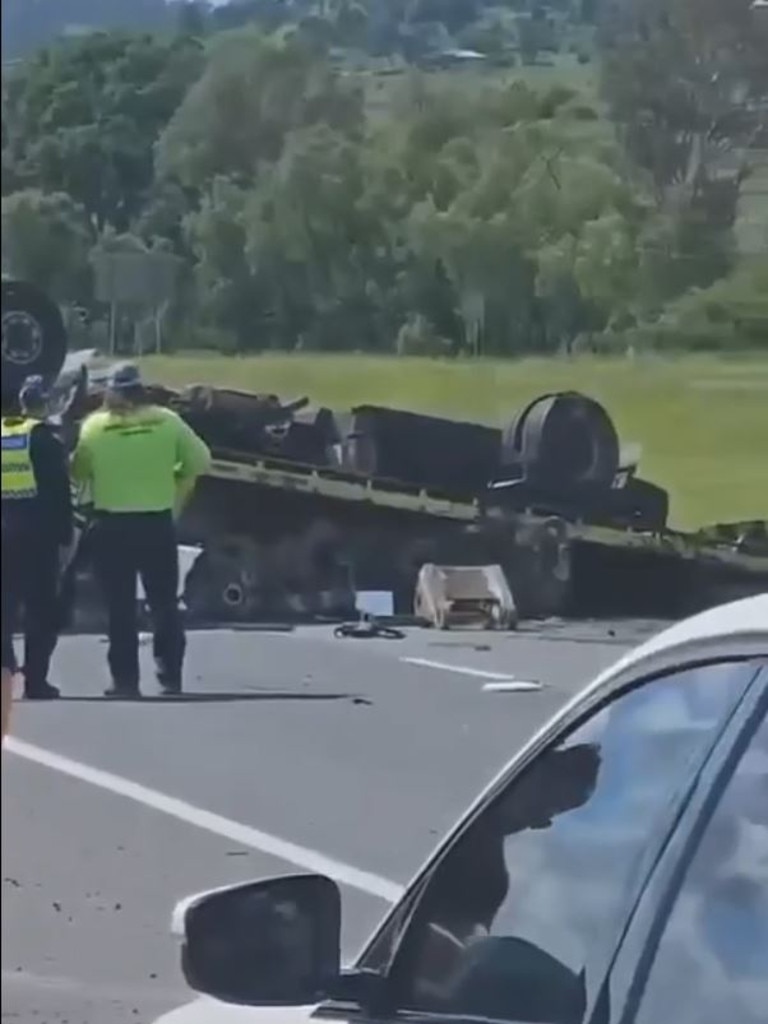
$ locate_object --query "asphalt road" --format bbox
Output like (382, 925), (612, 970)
(2, 618), (668, 1024)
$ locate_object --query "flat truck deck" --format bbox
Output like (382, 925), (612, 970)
(204, 449), (768, 572)
(169, 446), (768, 625)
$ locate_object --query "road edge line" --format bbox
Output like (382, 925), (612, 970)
(5, 737), (403, 905)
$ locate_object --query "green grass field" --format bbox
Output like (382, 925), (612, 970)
(142, 353), (768, 531)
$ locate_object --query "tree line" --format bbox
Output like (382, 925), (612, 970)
(2, 0), (766, 357)
(0, 1), (608, 62)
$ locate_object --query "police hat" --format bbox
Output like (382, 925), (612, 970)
(19, 374), (49, 409)
(106, 362), (144, 392)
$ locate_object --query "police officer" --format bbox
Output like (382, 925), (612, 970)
(1, 375), (74, 700)
(71, 363), (211, 698)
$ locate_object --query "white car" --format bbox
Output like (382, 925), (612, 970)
(158, 594), (768, 1024)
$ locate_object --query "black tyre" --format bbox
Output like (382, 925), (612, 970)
(183, 539), (265, 624)
(1, 279), (68, 405)
(501, 392), (620, 490)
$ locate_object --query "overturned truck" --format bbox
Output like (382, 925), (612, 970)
(3, 278), (768, 627)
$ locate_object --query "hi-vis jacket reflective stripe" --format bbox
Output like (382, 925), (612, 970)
(1, 417), (40, 500)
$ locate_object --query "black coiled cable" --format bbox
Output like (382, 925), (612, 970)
(333, 618), (405, 640)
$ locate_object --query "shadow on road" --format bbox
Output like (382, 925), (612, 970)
(18, 691), (358, 705)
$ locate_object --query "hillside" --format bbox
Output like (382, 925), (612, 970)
(2, 0), (764, 359)
(2, 1), (597, 63)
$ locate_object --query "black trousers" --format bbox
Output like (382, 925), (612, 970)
(0, 528), (61, 691)
(90, 511), (186, 691)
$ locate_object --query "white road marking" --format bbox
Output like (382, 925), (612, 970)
(400, 656), (518, 681)
(483, 681), (543, 693)
(5, 738), (403, 905)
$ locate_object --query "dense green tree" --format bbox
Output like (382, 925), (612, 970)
(1, 10), (760, 358)
(156, 28), (364, 190)
(1, 188), (93, 300)
(599, 0), (767, 290)
(405, 0), (480, 34)
(2, 32), (205, 230)
(601, 1), (765, 192)
(235, 122), (397, 351)
(182, 176), (264, 350)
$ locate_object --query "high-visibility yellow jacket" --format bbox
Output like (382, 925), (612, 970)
(1, 417), (40, 500)
(71, 405), (211, 514)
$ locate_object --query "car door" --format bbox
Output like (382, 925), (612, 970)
(603, 666), (768, 1024)
(317, 656), (765, 1024)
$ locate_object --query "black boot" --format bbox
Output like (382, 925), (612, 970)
(156, 664), (182, 697)
(24, 681), (61, 701)
(158, 678), (182, 697)
(104, 682), (142, 700)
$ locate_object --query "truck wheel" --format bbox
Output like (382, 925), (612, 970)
(501, 392), (620, 490)
(1, 279), (68, 404)
(507, 517), (572, 619)
(183, 538), (265, 624)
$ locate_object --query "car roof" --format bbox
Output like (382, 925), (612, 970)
(585, 592), (768, 701)
(625, 592), (768, 658)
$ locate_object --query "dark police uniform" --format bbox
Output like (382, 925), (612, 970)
(1, 382), (73, 700)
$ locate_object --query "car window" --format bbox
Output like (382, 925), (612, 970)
(388, 660), (758, 1024)
(632, 699), (767, 1024)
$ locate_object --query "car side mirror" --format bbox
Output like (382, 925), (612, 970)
(179, 874), (342, 1006)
